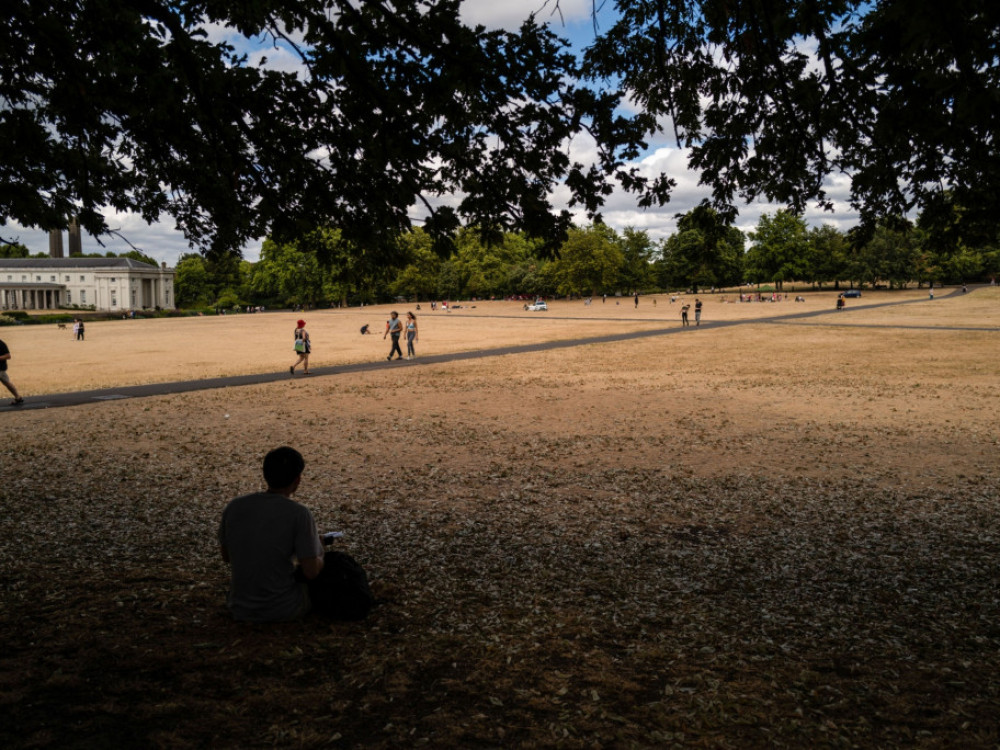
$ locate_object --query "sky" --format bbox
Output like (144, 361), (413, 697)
(7, 0), (860, 266)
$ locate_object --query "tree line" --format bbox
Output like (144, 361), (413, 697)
(174, 208), (1000, 309)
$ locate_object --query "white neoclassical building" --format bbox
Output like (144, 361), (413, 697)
(0, 258), (175, 312)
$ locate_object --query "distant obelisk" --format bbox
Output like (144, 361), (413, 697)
(68, 217), (83, 256)
(49, 229), (64, 258)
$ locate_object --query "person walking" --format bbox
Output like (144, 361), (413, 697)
(405, 312), (418, 359)
(634, 293), (639, 308)
(76, 318), (85, 340)
(681, 303), (690, 326)
(0, 337), (23, 405)
(384, 311), (403, 360)
(694, 298), (703, 325)
(290, 319), (311, 375)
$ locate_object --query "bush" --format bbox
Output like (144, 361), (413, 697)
(0, 314), (21, 326)
(164, 308), (214, 318)
(1, 313), (80, 325)
(34, 314), (76, 325)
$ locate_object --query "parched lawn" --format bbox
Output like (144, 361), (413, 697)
(1, 287), (999, 748)
(2, 287), (938, 394)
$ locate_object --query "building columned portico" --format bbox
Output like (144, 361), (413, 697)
(0, 258), (175, 312)
(1, 283), (65, 311)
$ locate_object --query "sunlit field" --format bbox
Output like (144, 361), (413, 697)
(1, 286), (998, 748)
(2, 286), (950, 394)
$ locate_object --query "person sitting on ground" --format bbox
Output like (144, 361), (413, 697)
(218, 447), (325, 622)
(360, 324), (371, 335)
(218, 447), (373, 622)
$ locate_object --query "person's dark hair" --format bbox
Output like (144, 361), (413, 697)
(263, 446), (305, 489)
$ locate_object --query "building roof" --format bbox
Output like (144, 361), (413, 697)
(0, 258), (168, 271)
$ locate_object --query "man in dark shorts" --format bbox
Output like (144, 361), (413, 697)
(0, 338), (23, 405)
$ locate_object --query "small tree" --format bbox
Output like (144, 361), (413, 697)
(805, 225), (848, 288)
(120, 249), (159, 267)
(617, 227), (655, 294)
(549, 225), (623, 298)
(174, 254), (211, 308)
(390, 228), (441, 301)
(0, 243), (30, 258)
(746, 211), (809, 291)
(661, 206), (744, 293)
(945, 245), (985, 284)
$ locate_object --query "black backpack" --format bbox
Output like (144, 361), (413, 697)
(309, 551), (374, 621)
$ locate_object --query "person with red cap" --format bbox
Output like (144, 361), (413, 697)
(290, 319), (311, 375)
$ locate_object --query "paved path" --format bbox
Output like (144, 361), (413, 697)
(2, 286), (989, 412)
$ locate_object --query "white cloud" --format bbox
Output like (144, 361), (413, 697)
(460, 0), (594, 31)
(246, 43), (308, 77)
(557, 141), (863, 242)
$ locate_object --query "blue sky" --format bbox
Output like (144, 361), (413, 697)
(8, 0), (860, 266)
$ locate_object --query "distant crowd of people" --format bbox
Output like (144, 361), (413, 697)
(217, 305), (267, 315)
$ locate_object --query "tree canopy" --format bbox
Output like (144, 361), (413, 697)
(0, 242), (30, 258)
(746, 211), (809, 291)
(586, 0), (1000, 241)
(1, 0), (647, 255)
(3, 1), (999, 257)
(657, 206), (744, 293)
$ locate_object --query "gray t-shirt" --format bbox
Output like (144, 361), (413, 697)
(218, 492), (324, 622)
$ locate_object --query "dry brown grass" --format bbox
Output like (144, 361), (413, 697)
(1, 286), (999, 748)
(3, 287), (935, 394)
